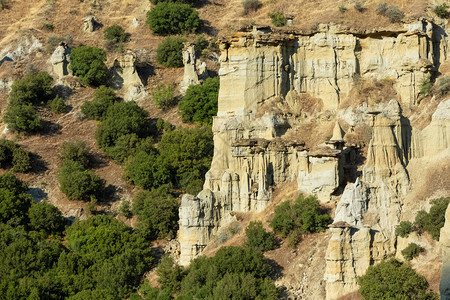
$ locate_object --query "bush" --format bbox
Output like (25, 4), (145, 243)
(156, 36), (186, 68)
(146, 2), (202, 35)
(375, 2), (388, 15)
(435, 76), (450, 98)
(242, 0), (260, 14)
(414, 197), (449, 240)
(149, 0), (200, 5)
(245, 221), (275, 251)
(60, 140), (90, 168)
(194, 35), (209, 53)
(28, 202), (66, 235)
(434, 3), (449, 18)
(384, 5), (404, 23)
(104, 135), (154, 163)
(104, 25), (126, 44)
(152, 84), (176, 110)
(8, 72), (53, 106)
(132, 189), (179, 239)
(0, 139), (32, 173)
(358, 258), (437, 299)
(401, 243), (424, 261)
(419, 77), (433, 98)
(125, 150), (171, 189)
(49, 95), (66, 114)
(268, 11), (286, 27)
(81, 85), (118, 120)
(178, 76), (219, 124)
(58, 160), (104, 201)
(69, 46), (108, 86)
(217, 230), (232, 244)
(395, 221), (414, 238)
(4, 103), (42, 133)
(156, 255), (184, 294)
(270, 195), (332, 244)
(0, 173), (33, 226)
(339, 5), (347, 13)
(354, 1), (363, 12)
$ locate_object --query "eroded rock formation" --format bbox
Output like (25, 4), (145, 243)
(49, 44), (71, 79)
(110, 51), (146, 101)
(180, 43), (208, 94)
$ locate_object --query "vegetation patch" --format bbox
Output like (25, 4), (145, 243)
(69, 46), (108, 86)
(245, 221), (276, 251)
(152, 84), (176, 110)
(156, 36), (186, 68)
(268, 11), (286, 27)
(375, 2), (404, 23)
(146, 2), (202, 35)
(401, 243), (424, 261)
(0, 139), (32, 172)
(81, 85), (119, 121)
(414, 197), (449, 240)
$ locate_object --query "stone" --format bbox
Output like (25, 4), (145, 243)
(49, 44), (71, 79)
(110, 51), (146, 101)
(83, 16), (100, 32)
(180, 44), (209, 94)
(131, 18), (139, 27)
(334, 179), (367, 226)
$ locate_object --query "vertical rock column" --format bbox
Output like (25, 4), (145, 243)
(440, 204), (450, 300)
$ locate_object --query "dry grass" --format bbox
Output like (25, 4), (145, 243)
(340, 77), (398, 109)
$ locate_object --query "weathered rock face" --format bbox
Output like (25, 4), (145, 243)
(180, 44), (208, 94)
(49, 44), (71, 79)
(82, 16), (100, 32)
(440, 203), (450, 300)
(110, 51), (146, 101)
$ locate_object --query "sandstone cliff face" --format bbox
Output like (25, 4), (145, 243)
(178, 20), (450, 298)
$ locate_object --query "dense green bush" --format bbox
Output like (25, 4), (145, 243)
(105, 135), (154, 163)
(245, 221), (275, 251)
(358, 258), (437, 299)
(270, 195), (332, 246)
(81, 85), (119, 120)
(158, 126), (214, 189)
(58, 160), (104, 201)
(435, 76), (450, 98)
(28, 202), (66, 236)
(131, 189), (179, 239)
(401, 243), (424, 261)
(178, 76), (219, 124)
(149, 0), (200, 5)
(9, 72), (53, 106)
(242, 0), (260, 14)
(395, 221), (414, 238)
(104, 25), (126, 44)
(0, 139), (32, 172)
(146, 2), (202, 35)
(49, 95), (67, 114)
(434, 3), (449, 18)
(152, 84), (176, 110)
(414, 197), (449, 240)
(69, 46), (108, 86)
(125, 150), (171, 189)
(156, 36), (186, 68)
(0, 173), (33, 226)
(156, 255), (184, 294)
(4, 103), (42, 133)
(60, 141), (90, 168)
(268, 11), (286, 27)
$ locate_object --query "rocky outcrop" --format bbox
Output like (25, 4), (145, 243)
(110, 51), (146, 101)
(180, 44), (208, 94)
(441, 203), (450, 300)
(49, 44), (71, 79)
(82, 16), (100, 32)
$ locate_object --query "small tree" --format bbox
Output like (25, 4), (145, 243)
(156, 36), (186, 68)
(146, 2), (202, 35)
(245, 221), (275, 251)
(358, 259), (437, 299)
(152, 84), (176, 110)
(28, 203), (66, 235)
(434, 3), (449, 18)
(104, 25), (126, 44)
(8, 72), (53, 106)
(401, 243), (424, 261)
(81, 85), (118, 120)
(268, 11), (286, 27)
(69, 46), (108, 86)
(395, 221), (414, 238)
(49, 95), (67, 114)
(60, 140), (90, 168)
(156, 255), (184, 294)
(414, 197), (450, 240)
(0, 139), (32, 173)
(435, 76), (450, 98)
(4, 103), (42, 133)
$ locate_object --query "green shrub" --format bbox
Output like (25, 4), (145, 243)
(120, 199), (132, 218)
(268, 11), (286, 27)
(69, 46), (108, 86)
(28, 202), (66, 235)
(125, 150), (171, 189)
(401, 243), (424, 261)
(81, 85), (118, 120)
(270, 195), (332, 244)
(1, 0), (10, 10)
(42, 23), (54, 31)
(358, 258), (437, 299)
(178, 76), (219, 124)
(152, 84), (176, 110)
(354, 1), (363, 12)
(60, 140), (90, 168)
(146, 2), (202, 35)
(149, 0), (200, 5)
(242, 0), (260, 14)
(156, 36), (186, 68)
(395, 221), (414, 238)
(339, 5), (347, 13)
(156, 118), (174, 133)
(0, 173), (33, 226)
(104, 135), (154, 163)
(104, 24), (126, 44)
(435, 76), (450, 98)
(414, 197), (449, 240)
(194, 35), (209, 53)
(49, 95), (66, 114)
(58, 160), (104, 201)
(434, 3), (449, 18)
(0, 139), (32, 173)
(8, 72), (53, 106)
(384, 5), (404, 23)
(419, 77), (433, 98)
(157, 255), (184, 294)
(4, 103), (42, 133)
(245, 221), (275, 251)
(132, 189), (179, 239)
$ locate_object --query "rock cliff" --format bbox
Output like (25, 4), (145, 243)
(178, 20), (450, 298)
